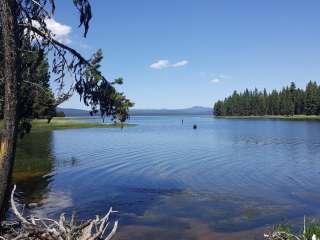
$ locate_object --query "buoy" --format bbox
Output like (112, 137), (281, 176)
(193, 124), (197, 129)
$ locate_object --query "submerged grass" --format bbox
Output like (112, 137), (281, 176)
(215, 115), (320, 121)
(0, 117), (137, 133)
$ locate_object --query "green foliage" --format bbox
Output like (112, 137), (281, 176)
(213, 81), (320, 116)
(78, 49), (134, 122)
(1, 0), (133, 131)
(266, 219), (320, 240)
(274, 224), (292, 234)
(0, 37), (56, 121)
(304, 221), (320, 240)
(19, 48), (56, 120)
(0, 118), (137, 134)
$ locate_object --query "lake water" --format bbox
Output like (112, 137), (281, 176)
(11, 116), (320, 239)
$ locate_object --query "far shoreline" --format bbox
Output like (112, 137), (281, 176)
(214, 115), (320, 121)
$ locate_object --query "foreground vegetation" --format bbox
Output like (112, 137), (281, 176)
(0, 117), (136, 133)
(215, 115), (320, 121)
(265, 218), (320, 240)
(214, 81), (320, 117)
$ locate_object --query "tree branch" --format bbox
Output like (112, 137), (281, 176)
(19, 23), (101, 77)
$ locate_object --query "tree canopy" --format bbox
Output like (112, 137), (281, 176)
(0, 45), (56, 119)
(2, 0), (133, 123)
(214, 81), (320, 116)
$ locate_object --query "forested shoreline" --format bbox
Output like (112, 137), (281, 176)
(213, 81), (320, 116)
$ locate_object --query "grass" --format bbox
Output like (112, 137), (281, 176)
(215, 115), (320, 121)
(0, 117), (137, 133)
(266, 220), (320, 240)
(305, 221), (320, 240)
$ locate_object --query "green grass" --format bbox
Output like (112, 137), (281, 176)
(274, 224), (292, 234)
(215, 115), (320, 121)
(266, 220), (320, 239)
(0, 117), (136, 133)
(304, 221), (320, 239)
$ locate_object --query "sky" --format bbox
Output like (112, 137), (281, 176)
(48, 0), (320, 109)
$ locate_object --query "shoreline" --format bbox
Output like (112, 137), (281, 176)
(214, 115), (320, 121)
(0, 117), (137, 133)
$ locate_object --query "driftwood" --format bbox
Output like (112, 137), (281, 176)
(264, 232), (304, 240)
(0, 185), (118, 240)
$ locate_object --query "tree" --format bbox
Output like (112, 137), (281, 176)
(213, 100), (224, 116)
(213, 81), (320, 117)
(21, 50), (56, 120)
(305, 81), (319, 115)
(1, 47), (57, 121)
(0, 0), (133, 214)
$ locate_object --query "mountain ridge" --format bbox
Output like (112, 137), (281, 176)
(57, 106), (213, 117)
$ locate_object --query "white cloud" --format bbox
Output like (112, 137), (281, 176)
(210, 74), (229, 84)
(172, 60), (189, 67)
(45, 18), (72, 44)
(150, 60), (170, 70)
(150, 59), (189, 70)
(31, 18), (72, 44)
(210, 78), (221, 83)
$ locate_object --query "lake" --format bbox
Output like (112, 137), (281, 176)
(11, 116), (320, 239)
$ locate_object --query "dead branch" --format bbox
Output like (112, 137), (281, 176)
(1, 185), (118, 240)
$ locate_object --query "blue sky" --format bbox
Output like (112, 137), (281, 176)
(51, 0), (320, 109)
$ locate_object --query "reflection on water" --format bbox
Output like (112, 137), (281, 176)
(10, 116), (320, 239)
(13, 131), (54, 204)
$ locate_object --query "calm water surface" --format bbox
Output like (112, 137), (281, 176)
(11, 116), (320, 239)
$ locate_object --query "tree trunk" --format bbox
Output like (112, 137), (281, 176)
(0, 0), (20, 216)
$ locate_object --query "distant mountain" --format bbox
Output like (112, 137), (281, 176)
(130, 106), (213, 116)
(57, 106), (213, 117)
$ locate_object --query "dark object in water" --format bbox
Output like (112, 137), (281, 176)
(193, 124), (197, 129)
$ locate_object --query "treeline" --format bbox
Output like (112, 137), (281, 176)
(214, 81), (320, 116)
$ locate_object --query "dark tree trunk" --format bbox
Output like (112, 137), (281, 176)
(0, 0), (21, 216)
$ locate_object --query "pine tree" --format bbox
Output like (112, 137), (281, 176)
(213, 81), (320, 117)
(305, 81), (319, 115)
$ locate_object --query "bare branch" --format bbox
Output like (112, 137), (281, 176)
(10, 185), (30, 225)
